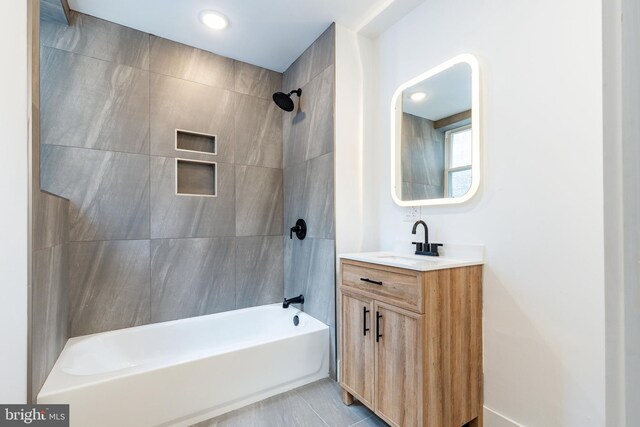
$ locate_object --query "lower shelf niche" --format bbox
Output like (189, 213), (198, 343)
(176, 159), (216, 197)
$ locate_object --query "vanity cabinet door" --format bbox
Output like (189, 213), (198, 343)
(374, 301), (423, 427)
(340, 292), (375, 407)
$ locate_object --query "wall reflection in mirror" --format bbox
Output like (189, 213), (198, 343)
(392, 56), (480, 205)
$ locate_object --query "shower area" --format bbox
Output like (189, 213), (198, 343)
(30, 4), (337, 412)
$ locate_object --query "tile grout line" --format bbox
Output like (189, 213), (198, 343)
(232, 75), (239, 312)
(64, 234), (285, 245)
(41, 44), (281, 98)
(349, 416), (375, 427)
(148, 30), (153, 325)
(42, 142), (284, 172)
(292, 387), (330, 427)
(41, 143), (148, 159)
(282, 150), (335, 174)
(40, 44), (150, 74)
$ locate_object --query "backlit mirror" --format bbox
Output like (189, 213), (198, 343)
(391, 54), (480, 206)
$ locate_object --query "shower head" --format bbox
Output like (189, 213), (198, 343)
(272, 88), (302, 112)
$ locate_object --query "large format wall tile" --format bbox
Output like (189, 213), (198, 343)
(41, 145), (150, 241)
(284, 153), (334, 239)
(282, 25), (334, 92)
(150, 156), (235, 238)
(283, 65), (334, 167)
(150, 36), (235, 90)
(150, 237), (235, 322)
(236, 236), (284, 308)
(150, 74), (235, 162)
(32, 103), (41, 187)
(401, 112), (445, 190)
(281, 23), (335, 375)
(236, 166), (283, 236)
(32, 243), (67, 397)
(41, 12), (150, 69)
(283, 161), (306, 236)
(401, 182), (444, 200)
(38, 13), (293, 341)
(41, 47), (150, 154)
(234, 61), (282, 100)
(235, 94), (282, 169)
(302, 153), (334, 238)
(68, 240), (150, 336)
(40, 0), (69, 25)
(33, 192), (68, 250)
(284, 237), (335, 327)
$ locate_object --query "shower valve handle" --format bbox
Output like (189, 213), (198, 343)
(290, 219), (307, 240)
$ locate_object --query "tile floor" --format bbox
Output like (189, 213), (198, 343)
(192, 379), (387, 427)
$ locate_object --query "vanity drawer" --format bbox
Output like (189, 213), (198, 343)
(341, 261), (423, 313)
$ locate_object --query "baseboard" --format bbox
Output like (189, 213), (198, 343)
(484, 406), (524, 427)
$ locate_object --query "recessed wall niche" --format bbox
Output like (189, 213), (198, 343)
(176, 129), (217, 155)
(176, 159), (217, 197)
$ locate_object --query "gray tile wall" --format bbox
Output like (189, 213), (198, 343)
(150, 237), (236, 322)
(40, 12), (284, 337)
(40, 46), (150, 154)
(40, 0), (69, 25)
(68, 240), (151, 336)
(282, 25), (336, 377)
(32, 5), (71, 400)
(31, 193), (69, 399)
(400, 112), (445, 200)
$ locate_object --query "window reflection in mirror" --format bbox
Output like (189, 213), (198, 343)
(445, 125), (472, 197)
(392, 55), (479, 206)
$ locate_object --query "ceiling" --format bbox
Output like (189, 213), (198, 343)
(402, 63), (472, 121)
(68, 0), (425, 72)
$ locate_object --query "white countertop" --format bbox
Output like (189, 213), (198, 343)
(339, 251), (484, 272)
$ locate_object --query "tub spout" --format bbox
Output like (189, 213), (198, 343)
(283, 294), (304, 308)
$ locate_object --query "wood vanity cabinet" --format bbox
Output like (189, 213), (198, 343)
(339, 259), (483, 427)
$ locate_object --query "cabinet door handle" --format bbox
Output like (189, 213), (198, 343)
(360, 277), (383, 286)
(363, 307), (370, 336)
(376, 311), (383, 342)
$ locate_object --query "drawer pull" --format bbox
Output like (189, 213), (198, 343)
(360, 277), (383, 286)
(363, 307), (370, 336)
(376, 311), (383, 342)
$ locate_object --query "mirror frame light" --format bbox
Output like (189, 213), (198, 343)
(390, 54), (481, 207)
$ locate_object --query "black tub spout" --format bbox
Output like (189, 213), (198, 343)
(283, 294), (304, 308)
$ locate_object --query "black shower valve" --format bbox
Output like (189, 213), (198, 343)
(290, 219), (307, 240)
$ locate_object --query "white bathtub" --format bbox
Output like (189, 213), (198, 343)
(38, 304), (330, 427)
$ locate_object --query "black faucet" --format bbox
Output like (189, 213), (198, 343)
(283, 294), (304, 308)
(411, 220), (443, 256)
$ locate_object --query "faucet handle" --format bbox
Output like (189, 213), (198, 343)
(412, 241), (424, 252)
(428, 243), (443, 256)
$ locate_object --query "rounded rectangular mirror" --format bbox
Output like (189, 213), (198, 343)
(391, 54), (480, 206)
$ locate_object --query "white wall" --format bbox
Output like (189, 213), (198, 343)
(360, 0), (606, 425)
(335, 25), (382, 259)
(335, 25), (365, 258)
(0, 0), (30, 403)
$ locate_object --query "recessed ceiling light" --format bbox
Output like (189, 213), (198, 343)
(199, 10), (229, 30)
(410, 92), (427, 102)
